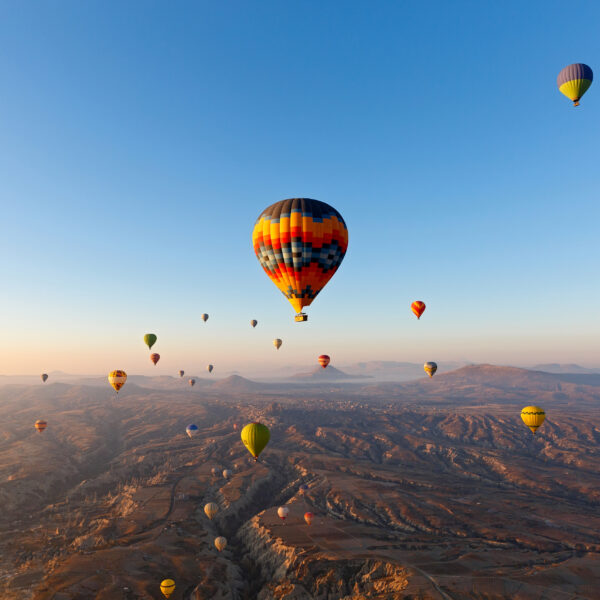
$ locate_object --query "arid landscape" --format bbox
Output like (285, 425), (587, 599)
(0, 364), (598, 599)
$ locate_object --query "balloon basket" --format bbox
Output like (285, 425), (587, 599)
(294, 313), (308, 322)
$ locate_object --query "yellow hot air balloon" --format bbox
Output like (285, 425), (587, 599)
(214, 536), (227, 551)
(424, 362), (437, 378)
(521, 406), (546, 434)
(160, 579), (176, 598)
(241, 422), (270, 461)
(204, 502), (218, 520)
(108, 370), (127, 392)
(252, 198), (349, 321)
(273, 338), (282, 350)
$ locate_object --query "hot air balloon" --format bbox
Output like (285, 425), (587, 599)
(277, 506), (289, 522)
(250, 319), (258, 328)
(273, 338), (282, 350)
(299, 483), (309, 495)
(304, 511), (314, 525)
(253, 198), (349, 322)
(211, 467), (219, 477)
(214, 536), (227, 552)
(186, 424), (199, 438)
(204, 502), (218, 520)
(150, 353), (160, 366)
(241, 422), (270, 461)
(207, 364), (214, 373)
(188, 378), (196, 387)
(160, 579), (175, 599)
(557, 63), (593, 106)
(233, 423), (239, 431)
(521, 406), (546, 434)
(34, 419), (47, 433)
(41, 373), (48, 383)
(411, 301), (426, 319)
(108, 370), (127, 392)
(424, 362), (437, 378)
(223, 469), (232, 479)
(318, 355), (330, 368)
(179, 370), (184, 378)
(201, 313), (209, 322)
(144, 333), (157, 350)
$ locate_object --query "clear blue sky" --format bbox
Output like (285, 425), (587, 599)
(1, 1), (599, 375)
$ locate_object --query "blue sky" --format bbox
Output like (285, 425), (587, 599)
(0, 1), (599, 375)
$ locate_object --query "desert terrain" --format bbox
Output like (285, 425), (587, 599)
(0, 365), (598, 599)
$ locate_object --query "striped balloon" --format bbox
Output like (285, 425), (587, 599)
(557, 63), (593, 106)
(253, 198), (348, 320)
(108, 370), (127, 392)
(34, 419), (47, 433)
(150, 353), (160, 365)
(411, 301), (426, 319)
(318, 355), (330, 368)
(424, 362), (438, 378)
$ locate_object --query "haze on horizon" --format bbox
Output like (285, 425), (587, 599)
(1, 1), (599, 376)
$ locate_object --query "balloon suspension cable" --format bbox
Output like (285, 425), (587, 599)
(574, 100), (580, 106)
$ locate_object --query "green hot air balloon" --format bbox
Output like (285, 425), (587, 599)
(144, 333), (157, 350)
(241, 422), (270, 461)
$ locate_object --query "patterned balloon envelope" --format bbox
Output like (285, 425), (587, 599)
(318, 355), (330, 368)
(108, 370), (127, 392)
(252, 198), (348, 320)
(557, 63), (593, 106)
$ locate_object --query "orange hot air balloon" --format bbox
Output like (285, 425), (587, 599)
(233, 423), (239, 431)
(304, 512), (314, 525)
(34, 419), (47, 433)
(150, 353), (160, 365)
(411, 301), (426, 319)
(318, 355), (330, 368)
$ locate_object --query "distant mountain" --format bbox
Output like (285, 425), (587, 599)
(208, 374), (265, 392)
(291, 365), (371, 381)
(532, 363), (600, 375)
(337, 360), (470, 381)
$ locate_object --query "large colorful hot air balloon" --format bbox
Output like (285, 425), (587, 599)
(150, 353), (160, 366)
(34, 419), (47, 433)
(253, 198), (349, 322)
(201, 313), (209, 322)
(160, 579), (175, 599)
(318, 355), (330, 368)
(41, 373), (48, 383)
(186, 424), (199, 438)
(277, 506), (289, 522)
(207, 364), (214, 373)
(304, 511), (314, 525)
(108, 370), (127, 392)
(557, 63), (593, 106)
(144, 333), (157, 350)
(273, 338), (282, 350)
(178, 370), (184, 378)
(204, 502), (218, 519)
(214, 536), (227, 551)
(521, 406), (546, 434)
(250, 319), (258, 328)
(188, 378), (196, 387)
(411, 301), (426, 319)
(241, 422), (270, 461)
(424, 362), (437, 378)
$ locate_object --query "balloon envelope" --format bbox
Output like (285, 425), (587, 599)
(178, 370), (184, 377)
(201, 313), (209, 322)
(34, 419), (47, 433)
(557, 63), (593, 105)
(277, 506), (289, 520)
(273, 338), (282, 350)
(223, 469), (232, 479)
(424, 362), (437, 378)
(204, 502), (218, 519)
(241, 422), (270, 461)
(411, 301), (426, 319)
(186, 424), (199, 438)
(108, 370), (127, 392)
(318, 355), (330, 368)
(41, 373), (48, 383)
(250, 319), (258, 328)
(252, 198), (348, 318)
(188, 378), (195, 387)
(160, 579), (175, 599)
(150, 353), (160, 365)
(304, 512), (314, 525)
(214, 536), (227, 551)
(521, 406), (546, 434)
(207, 364), (214, 373)
(144, 333), (157, 349)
